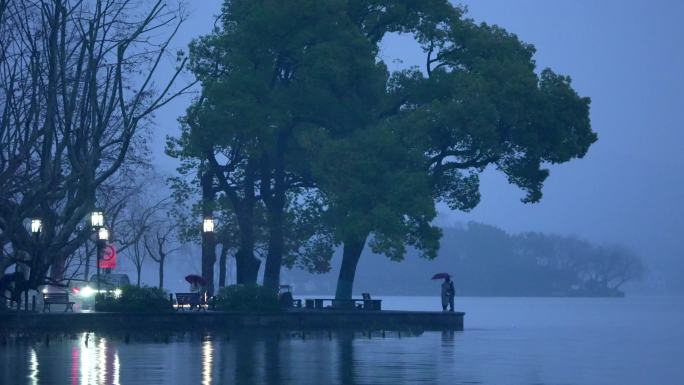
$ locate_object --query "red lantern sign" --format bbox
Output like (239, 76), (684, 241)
(99, 245), (117, 269)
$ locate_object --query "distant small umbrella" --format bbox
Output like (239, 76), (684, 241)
(431, 273), (451, 280)
(185, 274), (206, 285)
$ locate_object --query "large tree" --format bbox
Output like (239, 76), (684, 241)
(170, 0), (596, 300)
(324, 1), (597, 299)
(170, 0), (387, 291)
(0, 0), (191, 295)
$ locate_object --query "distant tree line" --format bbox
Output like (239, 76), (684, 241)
(283, 222), (645, 297)
(448, 223), (644, 296)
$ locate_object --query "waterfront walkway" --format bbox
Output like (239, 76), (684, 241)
(0, 308), (464, 332)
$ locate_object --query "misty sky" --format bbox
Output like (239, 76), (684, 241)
(150, 0), (684, 291)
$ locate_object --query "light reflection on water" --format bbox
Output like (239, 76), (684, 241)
(28, 348), (38, 385)
(71, 335), (121, 385)
(1, 297), (683, 385)
(202, 339), (213, 385)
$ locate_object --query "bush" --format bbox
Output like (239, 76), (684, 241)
(95, 285), (172, 313)
(213, 284), (279, 312)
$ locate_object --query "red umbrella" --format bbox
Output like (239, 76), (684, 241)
(431, 273), (451, 280)
(185, 274), (206, 285)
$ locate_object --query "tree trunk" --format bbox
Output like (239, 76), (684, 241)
(49, 255), (66, 287)
(136, 267), (141, 287)
(158, 257), (164, 290)
(83, 242), (91, 281)
(202, 231), (216, 295)
(262, 205), (284, 292)
(335, 236), (367, 300)
(234, 162), (260, 285)
(218, 244), (229, 288)
(262, 160), (286, 293)
(236, 248), (260, 284)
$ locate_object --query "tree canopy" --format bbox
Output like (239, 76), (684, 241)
(169, 0), (597, 298)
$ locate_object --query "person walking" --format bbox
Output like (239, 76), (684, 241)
(441, 276), (455, 312)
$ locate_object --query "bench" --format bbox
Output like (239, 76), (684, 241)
(175, 292), (206, 311)
(43, 292), (75, 312)
(305, 294), (381, 311)
(362, 292), (382, 311)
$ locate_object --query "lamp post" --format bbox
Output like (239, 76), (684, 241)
(201, 216), (216, 297)
(96, 227), (109, 293)
(22, 218), (42, 304)
(91, 211), (104, 227)
(30, 219), (43, 235)
(90, 210), (106, 293)
(203, 217), (215, 233)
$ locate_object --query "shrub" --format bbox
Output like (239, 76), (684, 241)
(213, 284), (279, 312)
(95, 285), (172, 313)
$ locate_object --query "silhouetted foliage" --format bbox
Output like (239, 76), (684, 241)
(213, 285), (279, 312)
(95, 285), (173, 313)
(168, 0), (597, 300)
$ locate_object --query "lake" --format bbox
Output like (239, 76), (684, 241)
(1, 296), (683, 385)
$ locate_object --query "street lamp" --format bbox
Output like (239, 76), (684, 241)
(23, 218), (42, 299)
(30, 218), (42, 234)
(95, 227), (110, 293)
(98, 227), (110, 242)
(90, 211), (104, 228)
(90, 209), (107, 293)
(203, 217), (215, 233)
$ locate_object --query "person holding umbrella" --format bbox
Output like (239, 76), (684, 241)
(185, 274), (206, 294)
(432, 273), (455, 312)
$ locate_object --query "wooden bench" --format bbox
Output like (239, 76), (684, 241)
(305, 294), (382, 311)
(175, 292), (206, 311)
(43, 292), (75, 312)
(361, 292), (382, 310)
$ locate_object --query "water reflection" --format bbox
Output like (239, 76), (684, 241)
(112, 351), (120, 385)
(28, 348), (38, 385)
(264, 333), (280, 385)
(12, 330), (428, 385)
(79, 334), (93, 385)
(71, 335), (120, 385)
(202, 338), (213, 385)
(3, 297), (683, 385)
(337, 331), (355, 385)
(235, 334), (256, 384)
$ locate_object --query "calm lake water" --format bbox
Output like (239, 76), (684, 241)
(2, 296), (683, 385)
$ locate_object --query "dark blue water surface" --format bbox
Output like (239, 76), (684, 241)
(2, 296), (683, 385)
